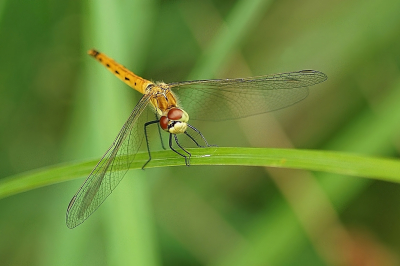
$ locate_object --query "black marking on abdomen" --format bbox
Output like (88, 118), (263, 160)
(115, 70), (119, 75)
(125, 77), (130, 81)
(106, 63), (110, 68)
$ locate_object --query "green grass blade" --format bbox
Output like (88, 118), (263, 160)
(1, 147), (399, 200)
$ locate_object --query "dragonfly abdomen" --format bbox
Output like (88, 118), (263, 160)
(88, 49), (153, 94)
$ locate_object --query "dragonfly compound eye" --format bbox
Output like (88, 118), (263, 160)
(160, 116), (169, 131)
(168, 108), (189, 123)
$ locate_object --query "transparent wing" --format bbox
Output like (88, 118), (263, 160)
(66, 93), (152, 229)
(170, 70), (327, 121)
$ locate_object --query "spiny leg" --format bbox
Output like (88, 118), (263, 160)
(169, 134), (191, 166)
(184, 131), (203, 147)
(174, 134), (192, 166)
(142, 120), (159, 169)
(155, 112), (166, 150)
(186, 124), (215, 147)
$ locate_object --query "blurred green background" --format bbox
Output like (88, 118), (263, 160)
(1, 0), (400, 265)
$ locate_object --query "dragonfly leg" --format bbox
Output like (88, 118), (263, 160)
(186, 124), (216, 147)
(184, 131), (203, 147)
(142, 120), (160, 169)
(155, 112), (166, 150)
(169, 134), (191, 166)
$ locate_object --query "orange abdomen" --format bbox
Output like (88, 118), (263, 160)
(88, 49), (153, 94)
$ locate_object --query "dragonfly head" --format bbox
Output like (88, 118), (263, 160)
(160, 108), (189, 134)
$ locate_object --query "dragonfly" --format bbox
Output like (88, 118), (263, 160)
(66, 49), (327, 228)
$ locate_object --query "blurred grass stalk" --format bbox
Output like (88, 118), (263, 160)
(52, 1), (160, 266)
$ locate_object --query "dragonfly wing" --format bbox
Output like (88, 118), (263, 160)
(66, 93), (152, 228)
(170, 70), (327, 121)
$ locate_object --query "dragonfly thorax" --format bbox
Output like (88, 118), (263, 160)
(148, 82), (179, 116)
(160, 108), (189, 134)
